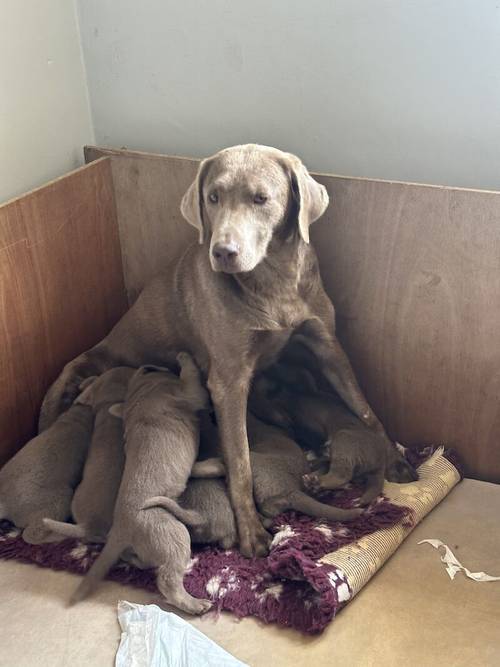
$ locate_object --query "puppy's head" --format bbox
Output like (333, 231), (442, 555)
(74, 367), (135, 408)
(181, 144), (329, 273)
(74, 376), (98, 406)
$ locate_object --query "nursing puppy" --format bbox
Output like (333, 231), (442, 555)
(0, 404), (93, 544)
(70, 354), (211, 615)
(145, 415), (363, 548)
(251, 368), (388, 504)
(44, 367), (135, 542)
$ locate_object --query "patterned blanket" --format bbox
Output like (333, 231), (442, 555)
(0, 446), (461, 634)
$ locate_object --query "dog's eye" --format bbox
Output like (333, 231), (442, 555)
(208, 192), (219, 204)
(254, 193), (268, 205)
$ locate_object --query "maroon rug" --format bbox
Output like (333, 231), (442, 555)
(0, 448), (453, 634)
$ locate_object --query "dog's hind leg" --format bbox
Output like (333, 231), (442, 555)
(22, 521), (61, 544)
(154, 520), (211, 615)
(42, 518), (87, 540)
(358, 469), (385, 505)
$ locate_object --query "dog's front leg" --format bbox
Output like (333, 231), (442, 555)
(208, 367), (271, 558)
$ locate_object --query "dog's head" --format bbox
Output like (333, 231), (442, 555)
(180, 144), (329, 273)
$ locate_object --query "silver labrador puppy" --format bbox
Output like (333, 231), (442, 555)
(44, 367), (135, 542)
(0, 403), (93, 543)
(70, 354), (211, 615)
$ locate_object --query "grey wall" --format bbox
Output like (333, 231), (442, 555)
(77, 0), (500, 189)
(0, 0), (94, 203)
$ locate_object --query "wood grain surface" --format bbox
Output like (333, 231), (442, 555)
(0, 158), (127, 465)
(85, 146), (198, 302)
(312, 176), (500, 484)
(85, 146), (500, 483)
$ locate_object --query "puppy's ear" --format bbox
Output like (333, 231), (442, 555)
(79, 376), (97, 391)
(283, 155), (329, 244)
(180, 158), (213, 244)
(109, 403), (124, 419)
(138, 364), (170, 374)
(74, 376), (98, 405)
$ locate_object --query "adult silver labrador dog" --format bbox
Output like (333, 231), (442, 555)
(39, 144), (415, 557)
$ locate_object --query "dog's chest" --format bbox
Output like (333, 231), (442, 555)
(252, 329), (293, 370)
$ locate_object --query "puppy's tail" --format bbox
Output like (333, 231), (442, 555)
(190, 457), (226, 478)
(289, 491), (363, 522)
(141, 496), (204, 527)
(43, 518), (87, 539)
(69, 533), (124, 605)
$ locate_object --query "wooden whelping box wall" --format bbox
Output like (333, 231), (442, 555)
(0, 158), (127, 465)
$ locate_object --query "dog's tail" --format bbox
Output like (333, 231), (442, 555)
(69, 532), (124, 605)
(190, 458), (226, 479)
(43, 518), (87, 539)
(289, 491), (363, 522)
(141, 496), (204, 527)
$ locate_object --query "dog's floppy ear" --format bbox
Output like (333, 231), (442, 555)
(79, 376), (97, 391)
(109, 403), (124, 419)
(74, 376), (98, 405)
(180, 158), (212, 244)
(138, 364), (171, 374)
(284, 156), (329, 244)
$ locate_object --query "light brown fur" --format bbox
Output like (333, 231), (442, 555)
(39, 144), (415, 557)
(250, 365), (402, 504)
(0, 405), (93, 544)
(70, 354), (211, 614)
(44, 367), (135, 542)
(148, 415), (362, 548)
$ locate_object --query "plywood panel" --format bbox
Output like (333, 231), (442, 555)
(85, 146), (198, 302)
(311, 176), (500, 484)
(0, 158), (127, 465)
(85, 146), (500, 483)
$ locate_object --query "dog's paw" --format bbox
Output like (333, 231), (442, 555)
(238, 517), (271, 558)
(188, 597), (213, 615)
(176, 351), (192, 365)
(302, 472), (321, 494)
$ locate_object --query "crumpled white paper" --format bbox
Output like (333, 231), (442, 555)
(418, 539), (500, 582)
(115, 601), (248, 667)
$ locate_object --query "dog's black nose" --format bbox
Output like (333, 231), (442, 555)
(212, 242), (239, 262)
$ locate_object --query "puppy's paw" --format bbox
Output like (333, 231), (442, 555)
(168, 593), (213, 616)
(176, 351), (193, 366)
(302, 472), (321, 494)
(188, 597), (213, 615)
